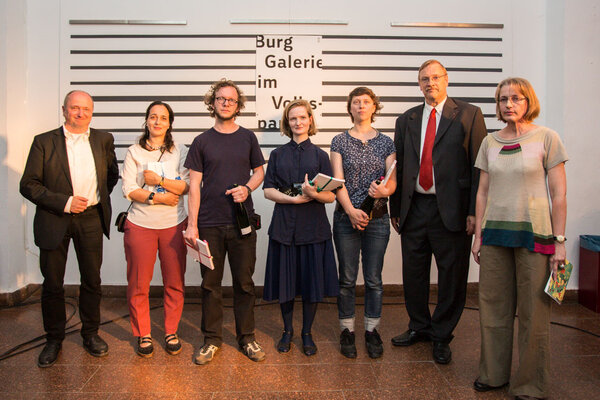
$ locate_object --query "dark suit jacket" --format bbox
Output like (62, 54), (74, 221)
(20, 127), (119, 250)
(389, 97), (487, 233)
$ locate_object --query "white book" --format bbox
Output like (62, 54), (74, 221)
(310, 173), (345, 192)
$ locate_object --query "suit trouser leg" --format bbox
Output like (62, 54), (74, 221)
(71, 208), (104, 338)
(428, 213), (471, 342)
(40, 237), (71, 343)
(401, 194), (434, 335)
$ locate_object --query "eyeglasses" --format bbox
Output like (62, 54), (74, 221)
(499, 96), (527, 105)
(215, 97), (239, 105)
(419, 74), (447, 84)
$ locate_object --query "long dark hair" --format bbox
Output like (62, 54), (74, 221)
(138, 101), (175, 152)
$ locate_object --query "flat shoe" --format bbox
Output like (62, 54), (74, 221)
(165, 333), (182, 355)
(302, 333), (317, 356)
(137, 336), (154, 358)
(277, 331), (293, 353)
(473, 379), (509, 392)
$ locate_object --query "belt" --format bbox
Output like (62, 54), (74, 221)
(74, 203), (100, 216)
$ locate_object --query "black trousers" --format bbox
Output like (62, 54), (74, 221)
(198, 225), (257, 347)
(39, 206), (104, 342)
(400, 193), (471, 342)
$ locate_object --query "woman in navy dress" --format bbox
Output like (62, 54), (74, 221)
(263, 99), (339, 356)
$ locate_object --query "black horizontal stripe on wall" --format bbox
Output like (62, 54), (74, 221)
(71, 80), (256, 85)
(322, 66), (502, 72)
(322, 95), (495, 103)
(322, 81), (498, 87)
(71, 49), (256, 54)
(322, 35), (502, 42)
(323, 50), (501, 57)
(92, 95), (256, 102)
(71, 65), (255, 70)
(321, 113), (498, 118)
(70, 34), (501, 41)
(93, 112), (256, 117)
(71, 34), (257, 39)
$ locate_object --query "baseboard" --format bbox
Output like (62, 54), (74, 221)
(1, 283), (580, 306)
(0, 284), (42, 307)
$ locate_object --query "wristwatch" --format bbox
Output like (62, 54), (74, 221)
(553, 235), (567, 243)
(147, 192), (155, 205)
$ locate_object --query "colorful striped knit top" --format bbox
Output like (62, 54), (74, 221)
(475, 126), (568, 254)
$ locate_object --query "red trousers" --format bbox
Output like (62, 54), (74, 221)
(124, 219), (187, 337)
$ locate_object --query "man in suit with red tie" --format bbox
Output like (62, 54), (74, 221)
(20, 90), (119, 367)
(389, 60), (486, 364)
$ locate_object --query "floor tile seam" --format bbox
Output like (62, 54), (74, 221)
(341, 388), (374, 399)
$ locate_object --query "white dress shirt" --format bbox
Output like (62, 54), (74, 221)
(63, 125), (99, 213)
(415, 97), (447, 194)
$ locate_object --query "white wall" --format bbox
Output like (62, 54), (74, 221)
(1, 0), (598, 293)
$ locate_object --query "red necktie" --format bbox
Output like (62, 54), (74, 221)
(419, 108), (436, 190)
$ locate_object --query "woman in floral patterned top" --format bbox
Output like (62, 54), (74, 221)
(330, 87), (396, 359)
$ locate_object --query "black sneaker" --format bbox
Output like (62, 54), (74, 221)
(365, 329), (383, 359)
(340, 328), (357, 358)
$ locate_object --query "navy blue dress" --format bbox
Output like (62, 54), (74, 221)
(262, 139), (339, 303)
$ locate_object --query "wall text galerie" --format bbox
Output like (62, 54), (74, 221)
(255, 35), (323, 131)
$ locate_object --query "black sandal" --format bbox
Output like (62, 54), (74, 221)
(165, 333), (182, 355)
(137, 336), (154, 358)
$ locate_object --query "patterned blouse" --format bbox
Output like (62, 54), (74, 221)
(330, 131), (395, 208)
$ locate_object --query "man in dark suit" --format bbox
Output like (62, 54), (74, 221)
(20, 90), (119, 367)
(389, 60), (486, 364)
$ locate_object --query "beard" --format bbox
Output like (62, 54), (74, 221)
(214, 108), (237, 122)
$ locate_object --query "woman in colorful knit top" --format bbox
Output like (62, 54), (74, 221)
(471, 77), (568, 399)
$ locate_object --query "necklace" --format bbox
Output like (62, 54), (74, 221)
(146, 140), (163, 151)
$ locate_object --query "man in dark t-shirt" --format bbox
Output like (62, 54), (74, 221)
(184, 79), (266, 365)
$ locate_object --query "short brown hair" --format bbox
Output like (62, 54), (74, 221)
(280, 99), (317, 138)
(418, 59), (447, 77)
(204, 79), (246, 118)
(346, 87), (382, 123)
(495, 77), (540, 123)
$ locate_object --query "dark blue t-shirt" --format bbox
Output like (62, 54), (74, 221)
(263, 139), (333, 245)
(184, 126), (265, 227)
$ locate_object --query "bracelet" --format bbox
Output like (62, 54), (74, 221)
(159, 176), (165, 186)
(244, 184), (252, 194)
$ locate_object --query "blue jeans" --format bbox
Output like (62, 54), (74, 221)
(333, 211), (390, 320)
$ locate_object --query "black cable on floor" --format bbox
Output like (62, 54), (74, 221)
(1, 297), (599, 362)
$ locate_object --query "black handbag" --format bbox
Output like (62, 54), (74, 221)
(115, 204), (133, 233)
